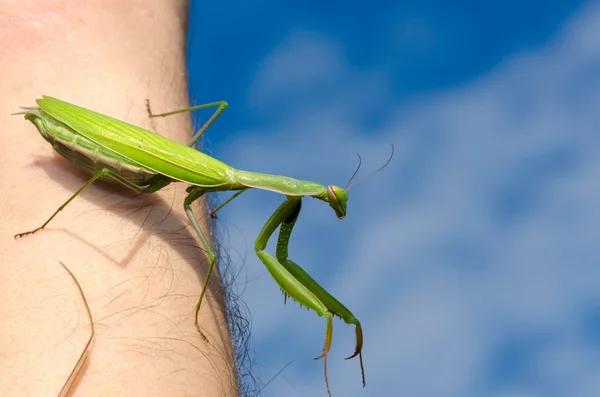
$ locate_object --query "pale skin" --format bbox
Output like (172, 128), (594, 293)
(0, 1), (237, 396)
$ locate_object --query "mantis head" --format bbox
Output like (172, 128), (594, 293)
(326, 185), (348, 219)
(315, 145), (395, 220)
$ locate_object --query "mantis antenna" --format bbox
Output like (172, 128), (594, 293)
(346, 144), (395, 191)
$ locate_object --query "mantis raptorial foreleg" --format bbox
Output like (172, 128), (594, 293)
(254, 197), (365, 395)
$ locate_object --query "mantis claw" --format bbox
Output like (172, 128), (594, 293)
(314, 314), (333, 360)
(314, 314), (333, 396)
(344, 322), (363, 360)
(343, 322), (365, 387)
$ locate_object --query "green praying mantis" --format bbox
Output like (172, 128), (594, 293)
(14, 96), (392, 395)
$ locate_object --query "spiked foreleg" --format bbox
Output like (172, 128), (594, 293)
(255, 198), (365, 394)
(274, 199), (365, 388)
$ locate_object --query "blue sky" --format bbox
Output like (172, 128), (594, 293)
(187, 1), (600, 396)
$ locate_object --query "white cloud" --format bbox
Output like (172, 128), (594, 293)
(249, 30), (346, 111)
(221, 2), (600, 396)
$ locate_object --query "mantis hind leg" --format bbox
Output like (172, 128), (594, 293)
(255, 198), (365, 396)
(145, 99), (228, 147)
(14, 169), (168, 239)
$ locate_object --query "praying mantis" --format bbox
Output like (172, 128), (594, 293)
(14, 96), (391, 395)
